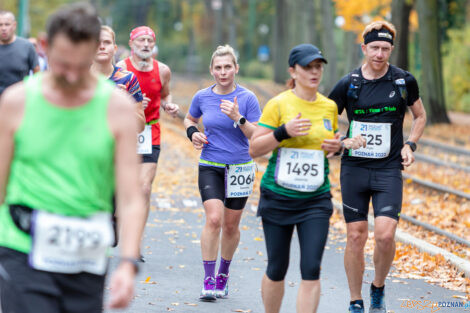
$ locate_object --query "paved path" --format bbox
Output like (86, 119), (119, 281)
(104, 125), (468, 313)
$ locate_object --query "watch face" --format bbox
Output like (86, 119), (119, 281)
(239, 117), (246, 125)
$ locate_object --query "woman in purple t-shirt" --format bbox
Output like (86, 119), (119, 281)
(184, 45), (261, 301)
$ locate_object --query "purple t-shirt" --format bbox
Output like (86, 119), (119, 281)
(189, 84), (261, 165)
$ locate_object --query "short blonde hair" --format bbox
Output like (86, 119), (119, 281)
(101, 25), (116, 44)
(210, 44), (238, 68)
(362, 21), (396, 41)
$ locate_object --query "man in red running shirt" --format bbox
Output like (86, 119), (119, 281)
(117, 26), (179, 221)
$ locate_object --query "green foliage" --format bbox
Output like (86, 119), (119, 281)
(2, 0), (18, 14)
(29, 0), (71, 37)
(2, 0), (70, 37)
(442, 25), (470, 112)
(439, 0), (468, 41)
(158, 37), (210, 74)
(239, 60), (273, 79)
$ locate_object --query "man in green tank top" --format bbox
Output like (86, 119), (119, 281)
(0, 3), (146, 312)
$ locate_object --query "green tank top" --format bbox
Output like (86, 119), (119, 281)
(0, 73), (116, 253)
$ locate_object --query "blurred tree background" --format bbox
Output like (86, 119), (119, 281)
(2, 0), (469, 121)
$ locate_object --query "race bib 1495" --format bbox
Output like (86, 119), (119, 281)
(274, 148), (324, 192)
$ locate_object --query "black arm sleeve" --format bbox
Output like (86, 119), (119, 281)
(404, 72), (420, 106)
(328, 74), (350, 115)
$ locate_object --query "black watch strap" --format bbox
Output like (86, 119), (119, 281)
(119, 257), (140, 274)
(405, 141), (417, 152)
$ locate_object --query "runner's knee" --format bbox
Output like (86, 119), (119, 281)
(300, 259), (321, 280)
(374, 232), (395, 250)
(347, 229), (368, 247)
(205, 213), (222, 231)
(142, 183), (152, 198)
(266, 257), (289, 281)
(222, 222), (239, 237)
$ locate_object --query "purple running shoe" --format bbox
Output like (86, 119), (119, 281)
(199, 276), (216, 301)
(215, 273), (229, 298)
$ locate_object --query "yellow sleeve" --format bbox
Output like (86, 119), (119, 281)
(258, 98), (280, 130)
(333, 103), (339, 133)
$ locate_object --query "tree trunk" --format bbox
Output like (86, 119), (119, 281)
(134, 0), (151, 26)
(273, 0), (289, 84)
(467, 0), (470, 22)
(319, 0), (338, 93)
(305, 0), (318, 44)
(224, 0), (237, 50)
(287, 0), (303, 48)
(245, 0), (256, 59)
(391, 0), (413, 70)
(186, 1), (199, 74)
(344, 31), (362, 72)
(211, 0), (223, 48)
(202, 0), (215, 47)
(416, 0), (450, 124)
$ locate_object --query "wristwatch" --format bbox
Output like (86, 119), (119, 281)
(405, 141), (417, 152)
(235, 116), (246, 127)
(119, 257), (141, 274)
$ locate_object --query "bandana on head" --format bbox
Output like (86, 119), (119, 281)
(364, 28), (394, 45)
(130, 26), (156, 41)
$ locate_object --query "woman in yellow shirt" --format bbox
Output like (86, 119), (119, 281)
(250, 44), (346, 313)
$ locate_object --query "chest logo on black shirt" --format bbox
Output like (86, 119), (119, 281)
(389, 91), (395, 98)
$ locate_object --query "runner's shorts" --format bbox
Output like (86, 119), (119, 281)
(340, 165), (402, 223)
(141, 145), (161, 163)
(198, 165), (248, 210)
(0, 247), (105, 313)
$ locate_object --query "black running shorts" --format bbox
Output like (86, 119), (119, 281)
(0, 247), (105, 313)
(141, 145), (161, 163)
(340, 165), (402, 223)
(198, 165), (248, 210)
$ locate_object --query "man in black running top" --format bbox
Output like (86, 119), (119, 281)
(329, 21), (426, 313)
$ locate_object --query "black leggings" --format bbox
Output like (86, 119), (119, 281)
(262, 217), (330, 281)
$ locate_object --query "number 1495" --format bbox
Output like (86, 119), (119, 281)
(286, 162), (318, 176)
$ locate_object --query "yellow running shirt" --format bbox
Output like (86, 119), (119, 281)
(258, 89), (338, 198)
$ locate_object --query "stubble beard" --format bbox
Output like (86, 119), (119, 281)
(0, 34), (13, 44)
(53, 75), (84, 92)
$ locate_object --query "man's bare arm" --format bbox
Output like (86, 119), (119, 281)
(158, 62), (179, 117)
(407, 98), (427, 143)
(159, 62), (172, 104)
(107, 89), (146, 308)
(135, 101), (146, 132)
(0, 84), (26, 204)
(107, 89), (146, 260)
